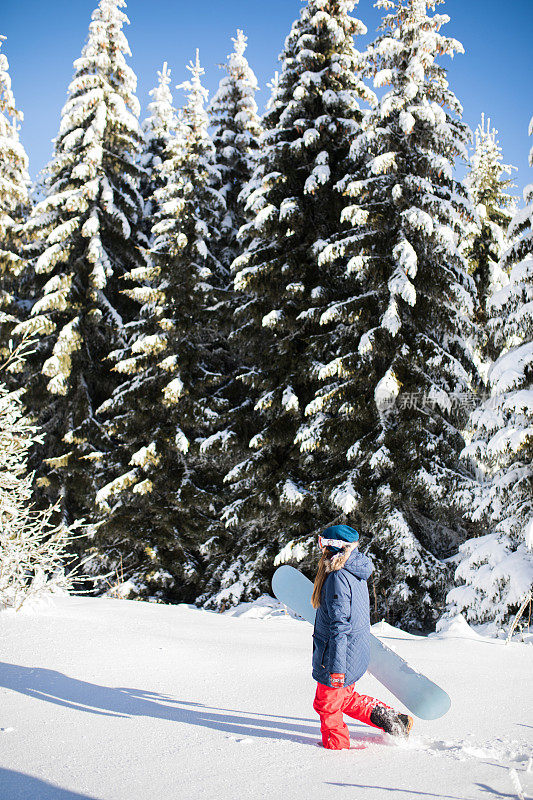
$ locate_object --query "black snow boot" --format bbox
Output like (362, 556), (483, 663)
(370, 705), (413, 738)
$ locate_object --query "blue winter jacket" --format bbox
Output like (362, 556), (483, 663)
(312, 546), (374, 688)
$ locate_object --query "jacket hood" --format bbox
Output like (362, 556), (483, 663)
(325, 542), (373, 580)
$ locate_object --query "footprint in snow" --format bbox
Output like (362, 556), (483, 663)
(407, 736), (531, 765)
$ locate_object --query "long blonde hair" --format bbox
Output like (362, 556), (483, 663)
(311, 551), (328, 609)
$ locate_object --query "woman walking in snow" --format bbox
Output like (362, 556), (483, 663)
(312, 525), (413, 750)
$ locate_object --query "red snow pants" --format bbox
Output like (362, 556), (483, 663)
(313, 682), (393, 750)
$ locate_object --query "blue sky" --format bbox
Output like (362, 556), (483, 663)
(3, 0), (532, 193)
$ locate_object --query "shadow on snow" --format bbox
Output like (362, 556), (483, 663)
(0, 662), (385, 747)
(326, 782), (522, 799)
(0, 768), (102, 800)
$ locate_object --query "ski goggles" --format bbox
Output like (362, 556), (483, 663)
(318, 536), (351, 550)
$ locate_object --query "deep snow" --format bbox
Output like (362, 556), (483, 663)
(0, 593), (531, 800)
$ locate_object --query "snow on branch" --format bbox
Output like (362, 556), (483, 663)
(0, 345), (83, 610)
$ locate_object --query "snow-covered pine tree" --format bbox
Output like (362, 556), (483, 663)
(463, 114), (515, 367)
(0, 35), (31, 368)
(182, 32), (264, 603)
(139, 62), (179, 241)
(200, 0), (376, 609)
(448, 116), (533, 628)
(280, 0), (481, 629)
(208, 30), (262, 275)
(14, 0), (146, 524)
(87, 52), (227, 601)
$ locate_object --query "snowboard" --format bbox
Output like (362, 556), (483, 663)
(272, 564), (451, 720)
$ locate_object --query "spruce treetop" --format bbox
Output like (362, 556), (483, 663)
(17, 0), (145, 396)
(140, 63), (179, 230)
(0, 35), (20, 121)
(489, 116), (533, 373)
(466, 115), (515, 218)
(76, 0), (139, 109)
(210, 29), (261, 142)
(209, 29), (262, 196)
(235, 0), (375, 303)
(208, 29), (262, 276)
(142, 62), (177, 148)
(367, 0), (467, 152)
(262, 0), (374, 135)
(148, 50), (223, 271)
(463, 114), (516, 366)
(178, 50), (210, 141)
(330, 0), (474, 347)
(56, 0), (142, 172)
(488, 116), (533, 360)
(0, 35), (31, 284)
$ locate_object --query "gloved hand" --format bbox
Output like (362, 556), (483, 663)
(330, 673), (345, 689)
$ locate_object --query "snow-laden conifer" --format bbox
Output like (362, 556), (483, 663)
(0, 35), (31, 365)
(140, 62), (179, 240)
(209, 30), (262, 273)
(282, 0), (481, 628)
(88, 52), (227, 600)
(201, 0), (376, 609)
(182, 32), (264, 601)
(449, 116), (533, 628)
(14, 0), (146, 522)
(463, 114), (516, 368)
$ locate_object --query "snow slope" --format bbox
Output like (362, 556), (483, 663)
(0, 594), (531, 800)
